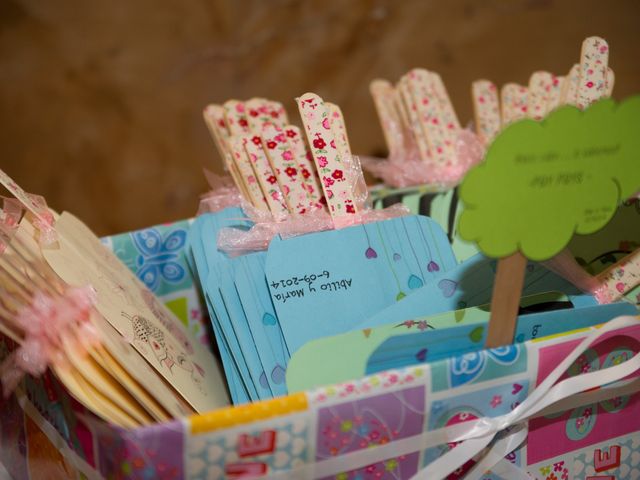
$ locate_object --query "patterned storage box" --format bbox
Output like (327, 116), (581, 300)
(2, 313), (639, 480)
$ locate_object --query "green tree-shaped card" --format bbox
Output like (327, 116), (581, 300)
(459, 97), (640, 346)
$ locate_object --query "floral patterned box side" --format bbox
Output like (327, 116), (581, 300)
(101, 219), (210, 346)
(1, 315), (639, 479)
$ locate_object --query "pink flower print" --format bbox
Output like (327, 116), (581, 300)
(586, 81), (594, 89)
(422, 98), (429, 105)
(235, 103), (245, 113)
(217, 119), (225, 128)
(323, 177), (334, 187)
(285, 167), (297, 178)
(274, 133), (286, 143)
(249, 109), (259, 117)
(490, 395), (502, 408)
(417, 320), (428, 331)
(258, 105), (268, 114)
(478, 96), (485, 104)
(266, 141), (277, 149)
(271, 191), (280, 200)
(313, 137), (326, 149)
(248, 175), (256, 184)
(616, 282), (626, 293)
(301, 168), (311, 179)
(282, 184), (290, 195)
(331, 169), (343, 180)
(330, 139), (336, 149)
(251, 136), (261, 145)
(286, 129), (296, 138)
(447, 122), (455, 129)
(318, 156), (328, 168)
(432, 118), (439, 125)
(346, 204), (355, 213)
(270, 111), (279, 118)
(267, 175), (277, 185)
(322, 117), (330, 130)
(238, 118), (248, 128)
(282, 150), (294, 161)
(600, 45), (608, 54)
(326, 189), (334, 199)
(553, 462), (564, 472)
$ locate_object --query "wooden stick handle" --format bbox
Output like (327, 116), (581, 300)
(486, 251), (527, 348)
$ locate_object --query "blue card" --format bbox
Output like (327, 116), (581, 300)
(233, 252), (290, 397)
(265, 215), (458, 354)
(365, 301), (638, 375)
(357, 252), (596, 330)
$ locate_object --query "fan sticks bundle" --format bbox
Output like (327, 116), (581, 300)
(0, 172), (230, 428)
(472, 36), (615, 144)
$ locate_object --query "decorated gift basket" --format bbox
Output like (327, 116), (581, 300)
(0, 36), (639, 480)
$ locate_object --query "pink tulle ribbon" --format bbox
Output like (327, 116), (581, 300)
(27, 193), (57, 245)
(197, 170), (243, 215)
(361, 129), (485, 188)
(1, 285), (99, 396)
(217, 201), (410, 257)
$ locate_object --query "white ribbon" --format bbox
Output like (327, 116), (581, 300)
(262, 315), (640, 480)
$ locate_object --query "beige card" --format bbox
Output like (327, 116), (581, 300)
(40, 212), (230, 413)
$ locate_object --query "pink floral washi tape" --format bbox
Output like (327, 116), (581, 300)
(500, 83), (528, 126)
(223, 100), (251, 135)
(472, 79), (501, 144)
(228, 136), (269, 211)
(285, 124), (325, 211)
(398, 76), (431, 161)
(559, 64), (581, 106)
(528, 71), (554, 120)
(576, 36), (609, 110)
(546, 75), (565, 113)
(595, 249), (640, 303)
(370, 79), (404, 157)
(298, 93), (357, 218)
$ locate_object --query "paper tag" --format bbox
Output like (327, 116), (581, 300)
(459, 97), (640, 260)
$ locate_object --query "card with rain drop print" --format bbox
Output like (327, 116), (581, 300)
(264, 215), (457, 354)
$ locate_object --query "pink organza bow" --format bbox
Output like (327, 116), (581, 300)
(27, 193), (58, 245)
(0, 285), (99, 396)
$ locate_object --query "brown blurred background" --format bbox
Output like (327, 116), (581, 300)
(2, 0), (639, 236)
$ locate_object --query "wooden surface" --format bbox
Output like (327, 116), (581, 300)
(1, 0), (639, 235)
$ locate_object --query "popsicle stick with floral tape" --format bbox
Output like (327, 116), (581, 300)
(297, 93), (357, 218)
(284, 124), (325, 211)
(0, 170), (53, 229)
(326, 102), (369, 205)
(203, 104), (249, 198)
(261, 124), (315, 214)
(527, 71), (554, 120)
(430, 72), (461, 130)
(370, 79), (404, 156)
(576, 36), (609, 110)
(546, 75), (565, 112)
(559, 64), (581, 106)
(223, 100), (250, 135)
(409, 69), (453, 165)
(605, 68), (615, 97)
(472, 80), (501, 144)
(398, 75), (432, 161)
(243, 134), (289, 218)
(228, 136), (269, 211)
(266, 100), (289, 128)
(500, 83), (529, 126)
(594, 248), (640, 303)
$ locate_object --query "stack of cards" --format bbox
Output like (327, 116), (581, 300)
(0, 171), (230, 428)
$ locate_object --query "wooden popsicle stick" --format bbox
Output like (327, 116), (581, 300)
(223, 100), (251, 135)
(472, 79), (501, 144)
(605, 68), (615, 97)
(297, 92), (358, 218)
(430, 72), (461, 130)
(576, 36), (609, 109)
(409, 69), (453, 165)
(370, 79), (404, 156)
(203, 104), (250, 199)
(546, 75), (565, 112)
(398, 75), (432, 161)
(284, 124), (325, 211)
(245, 97), (271, 134)
(243, 134), (289, 218)
(266, 100), (289, 128)
(500, 83), (529, 126)
(262, 124), (313, 214)
(595, 248), (639, 302)
(527, 71), (554, 120)
(229, 136), (270, 211)
(486, 251), (527, 348)
(559, 64), (581, 106)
